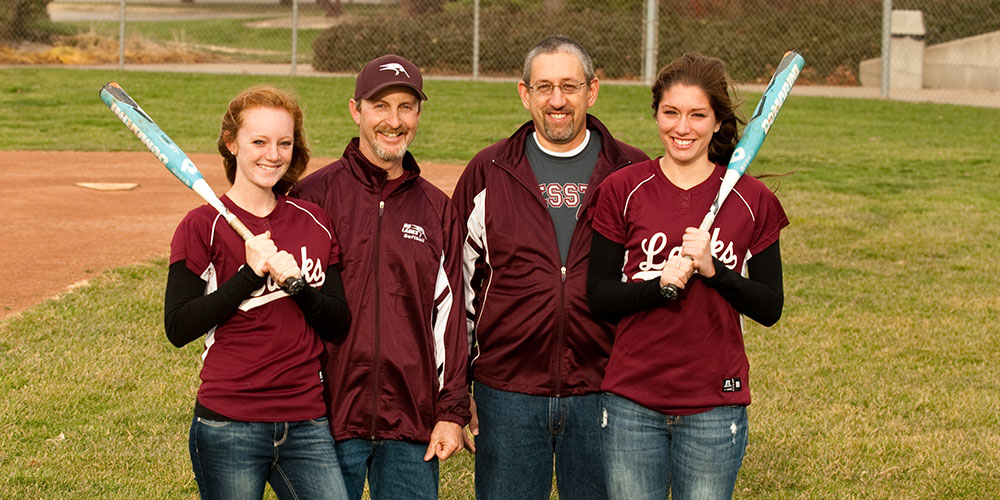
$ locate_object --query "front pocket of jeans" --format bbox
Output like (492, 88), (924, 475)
(307, 417), (329, 426)
(196, 417), (232, 428)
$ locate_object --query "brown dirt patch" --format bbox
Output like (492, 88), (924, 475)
(0, 151), (464, 320)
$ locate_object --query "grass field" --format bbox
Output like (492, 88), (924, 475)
(2, 67), (999, 498)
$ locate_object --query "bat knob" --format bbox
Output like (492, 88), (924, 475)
(660, 284), (680, 301)
(283, 277), (306, 296)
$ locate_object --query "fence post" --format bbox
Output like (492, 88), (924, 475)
(642, 0), (658, 85)
(473, 0), (480, 79)
(291, 0), (299, 76)
(118, 0), (126, 69)
(880, 0), (892, 97)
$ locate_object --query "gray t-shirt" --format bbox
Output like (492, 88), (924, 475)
(525, 129), (602, 264)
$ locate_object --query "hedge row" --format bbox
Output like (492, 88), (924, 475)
(313, 0), (999, 84)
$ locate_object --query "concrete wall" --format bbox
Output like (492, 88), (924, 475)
(861, 30), (1000, 91)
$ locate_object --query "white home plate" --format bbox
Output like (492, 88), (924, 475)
(75, 182), (139, 191)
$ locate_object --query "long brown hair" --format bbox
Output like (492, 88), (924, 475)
(651, 53), (744, 166)
(218, 86), (310, 195)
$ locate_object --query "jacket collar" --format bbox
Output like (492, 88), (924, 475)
(341, 137), (421, 190)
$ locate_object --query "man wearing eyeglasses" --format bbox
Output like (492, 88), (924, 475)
(452, 35), (648, 500)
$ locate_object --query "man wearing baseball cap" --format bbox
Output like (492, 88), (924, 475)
(291, 54), (469, 500)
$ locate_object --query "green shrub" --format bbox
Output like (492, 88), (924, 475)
(312, 7), (644, 78)
(0, 0), (53, 42)
(312, 0), (1000, 84)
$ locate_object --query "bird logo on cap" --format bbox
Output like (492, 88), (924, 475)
(378, 63), (410, 78)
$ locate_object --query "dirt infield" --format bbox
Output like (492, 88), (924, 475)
(0, 151), (465, 320)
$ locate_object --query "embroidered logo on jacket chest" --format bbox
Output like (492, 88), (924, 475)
(401, 223), (427, 243)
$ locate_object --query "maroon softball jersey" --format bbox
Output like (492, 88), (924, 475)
(591, 159), (788, 414)
(169, 195), (340, 422)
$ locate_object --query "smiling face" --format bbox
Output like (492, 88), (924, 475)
(227, 106), (294, 192)
(350, 86), (421, 177)
(655, 83), (721, 169)
(518, 51), (599, 153)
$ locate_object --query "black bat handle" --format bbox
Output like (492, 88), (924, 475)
(282, 276), (306, 296)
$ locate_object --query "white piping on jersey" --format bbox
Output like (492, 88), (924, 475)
(738, 248), (751, 334)
(432, 250), (452, 391)
(462, 189), (489, 366)
(532, 129), (591, 157)
(730, 186), (756, 224)
(285, 200), (333, 239)
(201, 263), (219, 362)
(209, 213), (224, 246)
(622, 173), (657, 218)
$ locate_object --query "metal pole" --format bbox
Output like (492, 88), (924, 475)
(291, 0), (299, 76)
(118, 0), (126, 69)
(880, 0), (891, 98)
(642, 0), (658, 85)
(473, 0), (480, 79)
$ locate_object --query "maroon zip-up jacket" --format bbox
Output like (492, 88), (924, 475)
(291, 139), (470, 442)
(453, 115), (648, 396)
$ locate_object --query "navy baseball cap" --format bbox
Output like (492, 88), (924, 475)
(353, 54), (427, 102)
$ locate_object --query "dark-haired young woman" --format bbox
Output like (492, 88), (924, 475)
(587, 54), (788, 500)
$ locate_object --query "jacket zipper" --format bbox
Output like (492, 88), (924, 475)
(493, 158), (572, 398)
(493, 153), (633, 398)
(555, 266), (567, 397)
(370, 194), (386, 439)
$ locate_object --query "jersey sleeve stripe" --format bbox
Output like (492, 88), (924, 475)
(432, 250), (452, 391)
(622, 174), (657, 218)
(730, 187), (756, 224)
(209, 213), (225, 246)
(285, 200), (333, 240)
(462, 188), (489, 366)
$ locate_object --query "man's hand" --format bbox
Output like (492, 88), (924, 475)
(462, 394), (478, 453)
(423, 421), (464, 462)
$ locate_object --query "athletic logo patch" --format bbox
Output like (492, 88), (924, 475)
(722, 378), (742, 393)
(402, 223), (426, 243)
(379, 63), (410, 78)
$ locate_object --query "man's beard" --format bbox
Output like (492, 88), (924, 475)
(542, 113), (576, 144)
(369, 125), (409, 163)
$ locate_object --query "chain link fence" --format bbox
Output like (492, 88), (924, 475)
(3, 0), (998, 91)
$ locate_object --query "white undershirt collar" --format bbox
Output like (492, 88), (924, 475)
(532, 129), (591, 158)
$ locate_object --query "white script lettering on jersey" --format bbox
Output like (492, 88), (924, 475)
(239, 246), (326, 311)
(538, 183), (588, 208)
(630, 228), (739, 281)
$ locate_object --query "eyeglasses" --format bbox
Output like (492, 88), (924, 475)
(527, 81), (590, 95)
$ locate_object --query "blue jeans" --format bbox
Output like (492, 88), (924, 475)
(600, 394), (748, 500)
(473, 381), (605, 500)
(189, 415), (348, 500)
(334, 438), (438, 500)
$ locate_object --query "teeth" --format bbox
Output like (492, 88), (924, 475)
(551, 113), (567, 119)
(675, 139), (693, 145)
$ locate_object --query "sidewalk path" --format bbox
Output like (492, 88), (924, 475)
(66, 62), (1000, 109)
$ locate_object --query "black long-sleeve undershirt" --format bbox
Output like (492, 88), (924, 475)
(587, 231), (784, 326)
(163, 261), (350, 348)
